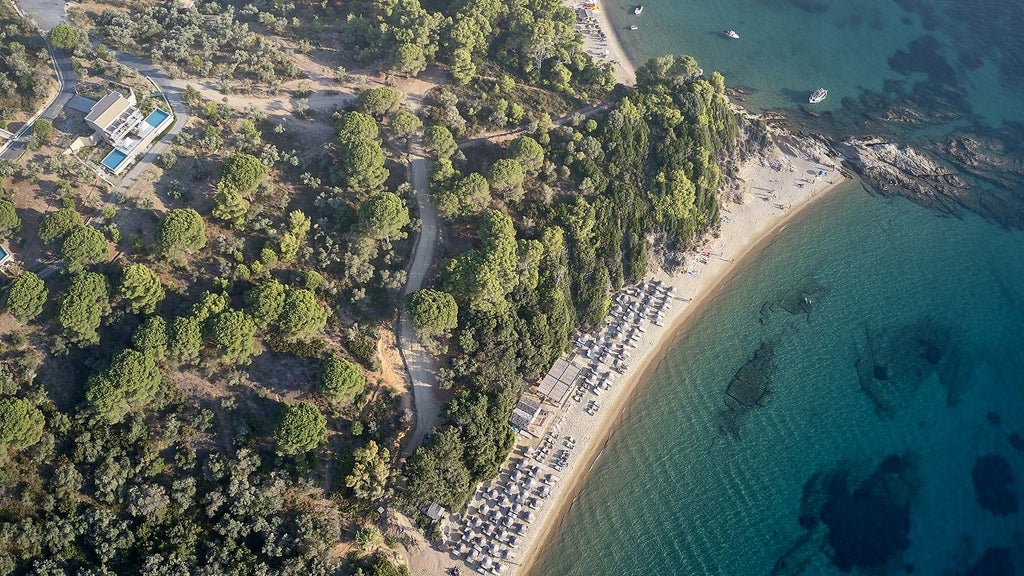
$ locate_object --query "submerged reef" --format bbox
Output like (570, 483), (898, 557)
(964, 547), (1015, 576)
(854, 317), (971, 415)
(720, 342), (774, 437)
(972, 455), (1019, 517)
(758, 276), (829, 326)
(774, 454), (919, 575)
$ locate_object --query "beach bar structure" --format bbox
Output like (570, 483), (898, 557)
(509, 396), (542, 434)
(536, 358), (581, 407)
(85, 90), (174, 175)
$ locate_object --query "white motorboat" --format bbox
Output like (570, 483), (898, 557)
(633, 4), (643, 15)
(629, 24), (638, 30)
(724, 29), (740, 39)
(809, 87), (828, 104)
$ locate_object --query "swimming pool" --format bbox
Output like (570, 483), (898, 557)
(144, 108), (170, 128)
(101, 149), (129, 172)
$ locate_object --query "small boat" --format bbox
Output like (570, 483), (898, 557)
(629, 24), (638, 30)
(809, 87), (828, 104)
(633, 4), (643, 15)
(724, 29), (740, 39)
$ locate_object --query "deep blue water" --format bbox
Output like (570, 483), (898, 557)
(536, 1), (1024, 574)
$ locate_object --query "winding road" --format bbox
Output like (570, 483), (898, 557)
(398, 140), (441, 458)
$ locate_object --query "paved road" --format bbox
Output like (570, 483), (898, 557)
(398, 140), (441, 458)
(12, 0), (66, 31)
(0, 48), (75, 160)
(109, 52), (192, 196)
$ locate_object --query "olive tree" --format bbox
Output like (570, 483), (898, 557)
(345, 441), (391, 500)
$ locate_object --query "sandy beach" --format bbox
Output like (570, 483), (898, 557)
(421, 135), (849, 576)
(567, 1), (637, 85)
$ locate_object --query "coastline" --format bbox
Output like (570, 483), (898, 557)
(515, 154), (848, 575)
(567, 1), (637, 85)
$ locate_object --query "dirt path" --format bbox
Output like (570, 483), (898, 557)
(396, 138), (441, 459)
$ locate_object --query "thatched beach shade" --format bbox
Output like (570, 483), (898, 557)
(522, 511), (535, 523)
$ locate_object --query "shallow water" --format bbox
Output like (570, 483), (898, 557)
(536, 2), (1024, 573)
(534, 183), (1024, 575)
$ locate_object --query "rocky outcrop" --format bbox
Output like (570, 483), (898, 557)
(836, 136), (1024, 228)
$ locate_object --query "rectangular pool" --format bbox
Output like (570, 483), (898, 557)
(144, 108), (170, 128)
(101, 149), (129, 172)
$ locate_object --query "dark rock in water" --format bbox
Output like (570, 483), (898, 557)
(820, 455), (915, 572)
(776, 454), (918, 575)
(988, 411), (1002, 425)
(920, 340), (942, 365)
(720, 343), (775, 437)
(855, 318), (967, 414)
(1010, 433), (1024, 452)
(972, 455), (1019, 516)
(873, 364), (889, 380)
(965, 547), (1014, 576)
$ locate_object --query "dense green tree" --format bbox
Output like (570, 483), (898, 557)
(404, 426), (470, 508)
(278, 232), (301, 261)
(4, 271), (47, 322)
(190, 290), (228, 322)
(156, 208), (206, 256)
(448, 47), (476, 85)
(47, 22), (82, 50)
(0, 199), (20, 238)
(207, 310), (257, 363)
(61, 225), (108, 272)
(508, 136), (545, 173)
(273, 402), (327, 455)
(340, 140), (389, 191)
(336, 111), (379, 144)
(389, 110), (422, 141)
(390, 43), (427, 76)
(345, 441), (390, 500)
(358, 191), (410, 241)
(278, 289), (327, 339)
(38, 206), (83, 244)
(32, 119), (53, 141)
(168, 315), (202, 361)
(119, 263), (165, 314)
(57, 271), (109, 344)
(244, 280), (286, 328)
(318, 354), (365, 404)
(488, 159), (525, 203)
(436, 172), (490, 218)
(423, 125), (456, 159)
(211, 182), (251, 227)
(406, 288), (458, 338)
(0, 397), (44, 450)
(86, 348), (161, 423)
(358, 87), (401, 117)
(131, 315), (168, 360)
(219, 153), (268, 193)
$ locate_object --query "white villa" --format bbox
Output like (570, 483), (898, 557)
(85, 90), (173, 175)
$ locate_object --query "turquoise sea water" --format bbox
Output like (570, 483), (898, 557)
(536, 1), (1024, 573)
